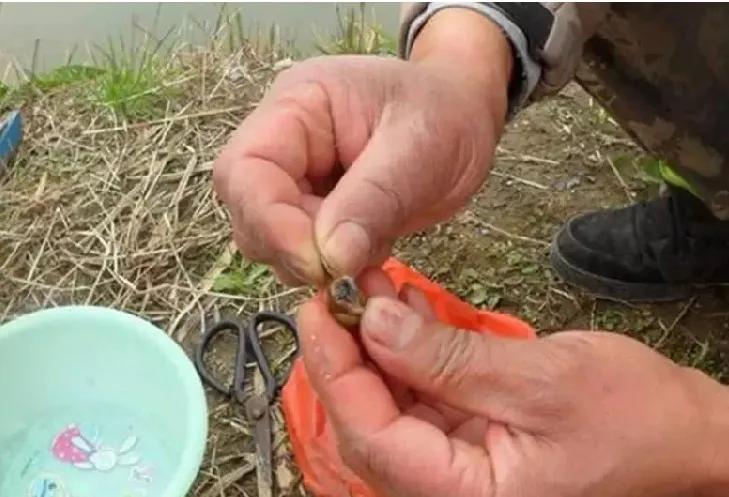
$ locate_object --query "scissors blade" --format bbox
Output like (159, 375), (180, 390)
(253, 406), (273, 497)
(246, 370), (273, 497)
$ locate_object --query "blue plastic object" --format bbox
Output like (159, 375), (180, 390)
(0, 306), (208, 497)
(0, 110), (22, 172)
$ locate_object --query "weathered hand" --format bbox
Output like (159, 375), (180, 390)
(298, 270), (729, 497)
(213, 10), (511, 286)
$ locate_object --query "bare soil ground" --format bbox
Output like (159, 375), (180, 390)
(412, 85), (729, 378)
(1, 45), (727, 496)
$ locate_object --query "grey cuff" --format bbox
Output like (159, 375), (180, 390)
(402, 2), (541, 119)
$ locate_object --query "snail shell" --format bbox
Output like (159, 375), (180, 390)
(327, 276), (367, 328)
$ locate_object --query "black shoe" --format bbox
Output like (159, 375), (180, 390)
(550, 186), (729, 302)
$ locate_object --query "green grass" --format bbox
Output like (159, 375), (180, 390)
(88, 28), (178, 119)
(0, 41), (106, 108)
(314, 3), (395, 56)
(1, 29), (178, 120)
(212, 254), (276, 296)
(31, 64), (105, 92)
(24, 5), (294, 119)
(1, 3), (394, 117)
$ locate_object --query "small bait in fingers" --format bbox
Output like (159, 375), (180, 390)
(327, 276), (367, 328)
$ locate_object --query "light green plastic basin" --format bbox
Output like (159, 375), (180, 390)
(0, 306), (208, 497)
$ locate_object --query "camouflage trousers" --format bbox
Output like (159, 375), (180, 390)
(575, 3), (729, 218)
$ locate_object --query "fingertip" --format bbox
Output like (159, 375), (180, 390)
(297, 293), (364, 363)
(398, 283), (436, 321)
(361, 296), (424, 351)
(297, 296), (403, 439)
(296, 296), (346, 387)
(362, 295), (413, 327)
(357, 267), (397, 299)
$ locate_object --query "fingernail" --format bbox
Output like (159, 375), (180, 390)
(362, 298), (422, 350)
(321, 221), (370, 276)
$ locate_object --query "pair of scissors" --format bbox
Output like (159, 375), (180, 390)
(194, 311), (299, 497)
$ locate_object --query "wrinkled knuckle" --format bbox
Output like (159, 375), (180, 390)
(273, 57), (325, 86)
(273, 267), (301, 287)
(229, 196), (250, 229)
(428, 329), (475, 390)
(277, 79), (328, 108)
(540, 335), (595, 383)
(212, 152), (234, 202)
(232, 228), (253, 256)
(278, 256), (311, 285)
(519, 339), (591, 419)
(447, 448), (493, 497)
(359, 176), (406, 228)
(271, 62), (331, 110)
(235, 241), (261, 263)
(232, 222), (268, 262)
(269, 62), (306, 90)
(339, 437), (390, 480)
(337, 438), (361, 469)
(362, 445), (393, 480)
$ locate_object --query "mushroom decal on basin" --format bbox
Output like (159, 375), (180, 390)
(51, 424), (140, 472)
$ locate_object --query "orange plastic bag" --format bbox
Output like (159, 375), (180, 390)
(281, 258), (536, 497)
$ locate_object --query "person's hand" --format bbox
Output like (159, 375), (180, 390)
(213, 9), (513, 286)
(298, 270), (729, 497)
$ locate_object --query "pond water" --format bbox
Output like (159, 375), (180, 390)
(0, 2), (400, 80)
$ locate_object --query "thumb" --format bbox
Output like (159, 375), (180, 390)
(360, 297), (568, 429)
(314, 127), (412, 277)
(314, 120), (472, 277)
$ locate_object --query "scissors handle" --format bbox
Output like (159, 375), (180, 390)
(194, 312), (299, 405)
(194, 320), (248, 399)
(247, 311), (298, 403)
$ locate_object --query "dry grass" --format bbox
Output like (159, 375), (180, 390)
(0, 39), (309, 497)
(0, 43), (304, 326)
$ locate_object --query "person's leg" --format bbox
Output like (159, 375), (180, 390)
(551, 3), (729, 301)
